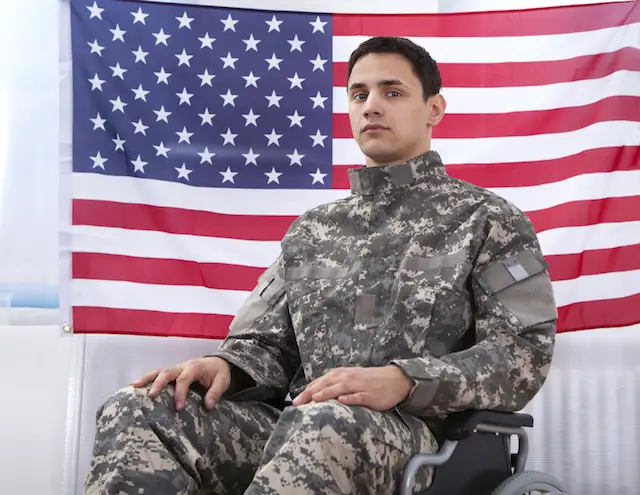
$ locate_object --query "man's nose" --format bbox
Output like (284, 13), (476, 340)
(362, 92), (383, 117)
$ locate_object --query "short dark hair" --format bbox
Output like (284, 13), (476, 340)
(346, 36), (442, 101)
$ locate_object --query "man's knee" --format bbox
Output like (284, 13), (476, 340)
(96, 384), (175, 421)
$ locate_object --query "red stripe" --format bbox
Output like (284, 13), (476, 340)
(72, 306), (232, 339)
(332, 2), (640, 37)
(557, 293), (640, 332)
(331, 146), (640, 189)
(332, 48), (640, 88)
(546, 245), (640, 282)
(332, 96), (640, 139)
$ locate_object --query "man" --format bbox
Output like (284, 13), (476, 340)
(85, 36), (557, 495)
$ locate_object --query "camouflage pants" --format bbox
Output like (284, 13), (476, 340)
(84, 384), (437, 494)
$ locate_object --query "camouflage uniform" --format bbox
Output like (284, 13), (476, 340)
(85, 150), (557, 494)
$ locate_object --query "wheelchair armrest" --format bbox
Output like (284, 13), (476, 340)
(443, 410), (533, 441)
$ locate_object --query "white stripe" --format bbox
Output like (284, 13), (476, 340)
(332, 121), (640, 165)
(552, 269), (640, 307)
(334, 22), (640, 64)
(538, 221), (640, 256)
(333, 70), (640, 115)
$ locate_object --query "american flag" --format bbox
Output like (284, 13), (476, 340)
(69, 0), (640, 339)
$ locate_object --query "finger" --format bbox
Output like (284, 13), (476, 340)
(204, 372), (228, 409)
(338, 392), (371, 407)
(148, 367), (182, 399)
(312, 382), (354, 402)
(298, 370), (340, 399)
(173, 368), (199, 410)
(131, 369), (161, 388)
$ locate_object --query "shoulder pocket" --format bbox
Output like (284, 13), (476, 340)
(477, 249), (548, 296)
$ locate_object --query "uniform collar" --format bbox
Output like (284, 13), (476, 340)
(347, 150), (447, 196)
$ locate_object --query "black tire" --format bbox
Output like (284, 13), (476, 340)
(491, 470), (568, 494)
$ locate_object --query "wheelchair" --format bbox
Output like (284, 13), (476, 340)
(400, 410), (568, 495)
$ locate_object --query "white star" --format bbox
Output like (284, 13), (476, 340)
(243, 34), (260, 51)
(132, 119), (149, 135)
(220, 128), (238, 146)
(132, 84), (150, 101)
(242, 71), (260, 88)
(132, 45), (149, 63)
(265, 167), (282, 184)
(175, 49), (193, 67)
(199, 33), (215, 49)
(242, 109), (260, 127)
(242, 148), (260, 166)
(86, 2), (104, 19)
(198, 108), (215, 125)
(265, 90), (283, 108)
(153, 142), (171, 158)
(87, 40), (105, 57)
(310, 168), (328, 184)
(287, 110), (305, 128)
(265, 53), (282, 70)
(310, 54), (328, 72)
(131, 8), (149, 25)
(90, 151), (107, 169)
(154, 67), (171, 84)
(113, 134), (126, 151)
(264, 128), (283, 147)
(220, 167), (237, 184)
(220, 14), (238, 32)
(110, 25), (126, 42)
(176, 127), (194, 144)
(310, 16), (327, 33)
(131, 155), (148, 173)
(288, 73), (305, 89)
(176, 11), (194, 29)
(220, 89), (238, 107)
(265, 15), (282, 32)
(154, 106), (172, 123)
(175, 163), (193, 181)
(153, 28), (171, 46)
(198, 147), (216, 164)
(287, 149), (305, 166)
(110, 63), (127, 79)
(198, 69), (215, 86)
(88, 74), (105, 91)
(220, 52), (239, 69)
(288, 35), (305, 52)
(109, 96), (127, 113)
(90, 113), (106, 130)
(176, 87), (193, 106)
(310, 91), (328, 109)
(309, 129), (328, 147)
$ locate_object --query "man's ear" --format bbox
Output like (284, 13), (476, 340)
(427, 94), (446, 128)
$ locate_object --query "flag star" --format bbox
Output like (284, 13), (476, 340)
(287, 73), (305, 89)
(153, 28), (171, 46)
(287, 149), (305, 166)
(109, 96), (127, 113)
(265, 90), (282, 108)
(198, 108), (215, 125)
(243, 71), (261, 88)
(90, 151), (107, 169)
(153, 141), (171, 158)
(110, 24), (127, 42)
(176, 87), (194, 106)
(265, 167), (282, 184)
(175, 163), (193, 181)
(90, 113), (106, 130)
(198, 146), (216, 164)
(176, 11), (194, 29)
(176, 126), (194, 144)
(265, 15), (282, 32)
(310, 54), (328, 71)
(310, 16), (327, 33)
(287, 35), (305, 52)
(198, 69), (215, 86)
(87, 40), (105, 57)
(110, 63), (127, 79)
(287, 110), (305, 128)
(310, 168), (328, 184)
(131, 8), (149, 25)
(310, 129), (328, 147)
(132, 84), (150, 101)
(265, 53), (283, 70)
(154, 67), (172, 84)
(175, 49), (193, 67)
(87, 1), (104, 19)
(243, 34), (260, 51)
(264, 128), (283, 146)
(310, 90), (328, 109)
(132, 119), (149, 135)
(220, 89), (238, 107)
(220, 52), (239, 69)
(220, 167), (238, 184)
(242, 109), (260, 127)
(154, 106), (172, 123)
(132, 45), (149, 63)
(242, 148), (260, 165)
(131, 155), (148, 173)
(198, 32), (215, 49)
(221, 14), (238, 32)
(220, 128), (238, 146)
(113, 134), (126, 151)
(88, 74), (105, 91)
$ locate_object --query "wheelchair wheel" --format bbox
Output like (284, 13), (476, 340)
(491, 470), (568, 494)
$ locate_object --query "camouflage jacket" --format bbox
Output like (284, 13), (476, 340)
(212, 150), (557, 419)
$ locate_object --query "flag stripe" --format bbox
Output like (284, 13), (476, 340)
(557, 293), (640, 332)
(546, 244), (640, 281)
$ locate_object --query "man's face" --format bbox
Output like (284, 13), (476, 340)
(347, 52), (444, 167)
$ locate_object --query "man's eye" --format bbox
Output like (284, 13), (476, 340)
(387, 91), (400, 97)
(353, 93), (367, 101)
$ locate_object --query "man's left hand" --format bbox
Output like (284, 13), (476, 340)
(292, 365), (414, 411)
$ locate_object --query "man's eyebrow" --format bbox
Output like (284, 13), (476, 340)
(348, 79), (406, 91)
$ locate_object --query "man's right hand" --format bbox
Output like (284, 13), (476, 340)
(132, 356), (231, 411)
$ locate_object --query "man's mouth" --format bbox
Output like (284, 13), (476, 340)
(362, 124), (388, 132)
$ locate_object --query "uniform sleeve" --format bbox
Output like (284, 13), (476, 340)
(391, 203), (557, 417)
(207, 254), (300, 401)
